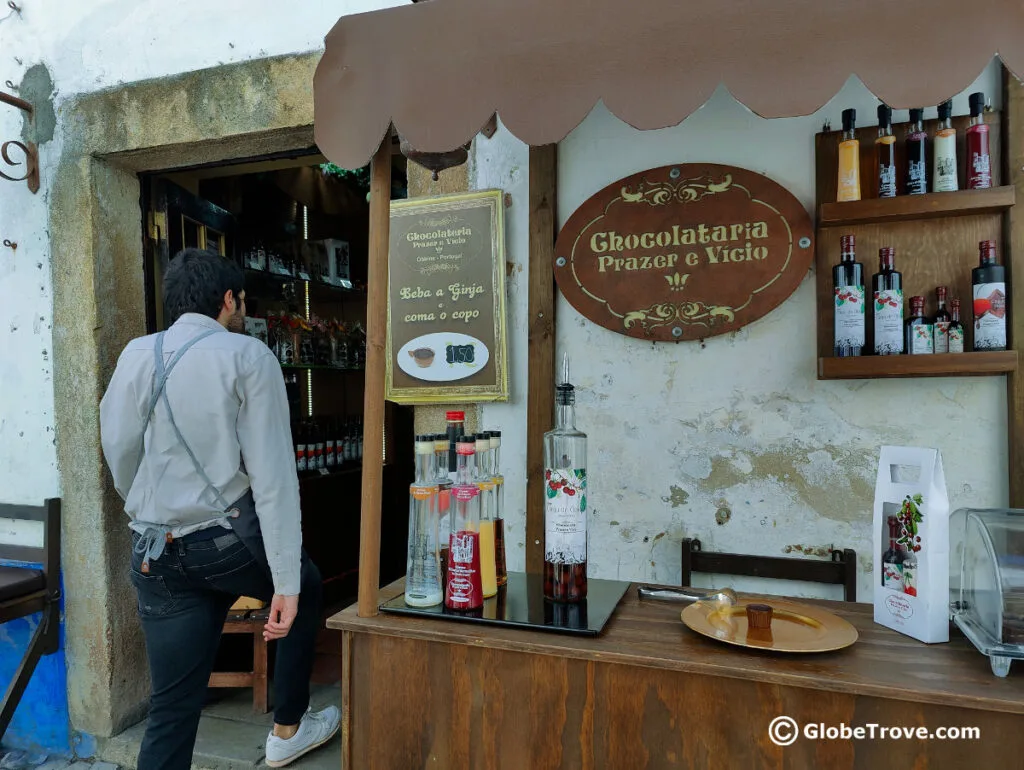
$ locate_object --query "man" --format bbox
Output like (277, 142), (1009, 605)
(100, 249), (339, 769)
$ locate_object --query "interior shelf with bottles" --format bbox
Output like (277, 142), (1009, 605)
(814, 103), (1015, 380)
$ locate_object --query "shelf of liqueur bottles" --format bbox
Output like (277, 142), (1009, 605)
(819, 186), (1016, 228)
(281, 363), (366, 372)
(818, 351), (1018, 380)
(243, 267), (367, 298)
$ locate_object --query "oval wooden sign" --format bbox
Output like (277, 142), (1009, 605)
(554, 163), (814, 341)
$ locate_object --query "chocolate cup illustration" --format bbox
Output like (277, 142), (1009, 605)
(409, 347), (435, 368)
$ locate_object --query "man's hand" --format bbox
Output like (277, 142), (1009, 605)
(264, 594), (299, 641)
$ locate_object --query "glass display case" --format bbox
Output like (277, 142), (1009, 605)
(949, 507), (1024, 676)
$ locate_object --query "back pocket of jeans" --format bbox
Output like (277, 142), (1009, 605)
(129, 570), (177, 617)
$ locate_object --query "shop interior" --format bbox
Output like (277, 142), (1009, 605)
(138, 150), (413, 694)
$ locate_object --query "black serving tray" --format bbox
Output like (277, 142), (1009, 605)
(379, 571), (630, 637)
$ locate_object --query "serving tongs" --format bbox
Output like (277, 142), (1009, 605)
(637, 585), (738, 612)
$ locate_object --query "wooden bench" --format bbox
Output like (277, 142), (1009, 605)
(0, 499), (61, 737)
(208, 603), (271, 713)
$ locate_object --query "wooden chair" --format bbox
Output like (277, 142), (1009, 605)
(681, 537), (858, 602)
(208, 605), (271, 713)
(0, 499), (61, 737)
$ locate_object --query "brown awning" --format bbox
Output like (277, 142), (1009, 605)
(314, 0), (1024, 169)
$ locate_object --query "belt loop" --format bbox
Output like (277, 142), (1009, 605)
(177, 536), (186, 557)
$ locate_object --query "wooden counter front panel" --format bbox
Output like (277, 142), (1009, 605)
(345, 631), (1022, 770)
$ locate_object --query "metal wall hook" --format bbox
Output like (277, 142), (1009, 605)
(4, 239), (17, 250)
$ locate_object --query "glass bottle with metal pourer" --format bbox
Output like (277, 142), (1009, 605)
(543, 354), (588, 603)
(404, 436), (442, 607)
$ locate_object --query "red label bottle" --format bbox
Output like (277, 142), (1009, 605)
(967, 92), (992, 189)
(445, 438), (483, 610)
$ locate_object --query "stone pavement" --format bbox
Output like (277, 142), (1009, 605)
(97, 683), (342, 770)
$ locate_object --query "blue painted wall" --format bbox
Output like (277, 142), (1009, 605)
(0, 563), (71, 755)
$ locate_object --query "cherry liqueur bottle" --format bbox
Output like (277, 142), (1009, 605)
(933, 100), (958, 192)
(445, 436), (483, 611)
(876, 104), (897, 198)
(543, 354), (588, 603)
(948, 299), (966, 353)
(972, 240), (1007, 350)
(905, 296), (934, 355)
(837, 108), (861, 202)
(966, 92), (992, 189)
(833, 234), (865, 356)
(906, 108), (928, 195)
(933, 287), (952, 353)
(873, 247), (904, 355)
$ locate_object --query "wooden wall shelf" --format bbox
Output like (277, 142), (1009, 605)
(818, 351), (1018, 380)
(819, 186), (1016, 228)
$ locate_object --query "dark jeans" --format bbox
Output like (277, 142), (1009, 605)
(129, 527), (322, 770)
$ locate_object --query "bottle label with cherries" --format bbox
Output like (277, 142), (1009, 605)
(949, 325), (965, 353)
(834, 285), (865, 348)
(883, 558), (903, 590)
(974, 283), (1007, 349)
(933, 322), (951, 353)
(874, 289), (904, 354)
(910, 324), (934, 354)
(544, 468), (587, 564)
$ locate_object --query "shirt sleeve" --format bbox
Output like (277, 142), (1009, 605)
(99, 351), (145, 502)
(236, 349), (302, 596)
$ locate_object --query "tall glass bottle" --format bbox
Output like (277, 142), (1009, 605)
(475, 433), (498, 598)
(433, 434), (453, 588)
(876, 104), (896, 198)
(948, 299), (966, 353)
(837, 108), (861, 202)
(543, 354), (588, 603)
(872, 247), (904, 355)
(445, 436), (483, 611)
(405, 436), (442, 607)
(906, 108), (928, 195)
(933, 100), (958, 192)
(490, 431), (507, 587)
(966, 92), (992, 190)
(833, 234), (865, 356)
(933, 286), (951, 353)
(972, 240), (1007, 351)
(445, 411), (465, 483)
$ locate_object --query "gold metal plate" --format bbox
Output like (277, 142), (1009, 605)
(681, 596), (859, 653)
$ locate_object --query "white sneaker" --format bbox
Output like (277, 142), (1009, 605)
(265, 705), (341, 767)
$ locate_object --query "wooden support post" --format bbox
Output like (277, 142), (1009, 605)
(1004, 70), (1024, 507)
(357, 138), (392, 616)
(526, 145), (557, 574)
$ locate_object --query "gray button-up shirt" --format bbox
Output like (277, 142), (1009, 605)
(100, 313), (302, 595)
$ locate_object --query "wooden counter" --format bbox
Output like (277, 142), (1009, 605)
(329, 580), (1024, 769)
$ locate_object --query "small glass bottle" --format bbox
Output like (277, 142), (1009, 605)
(432, 434), (453, 585)
(882, 516), (904, 589)
(905, 296), (934, 355)
(933, 287), (952, 353)
(544, 354), (588, 603)
(876, 104), (896, 198)
(972, 240), (1007, 351)
(489, 431), (507, 587)
(405, 436), (442, 607)
(833, 234), (865, 356)
(872, 247), (904, 355)
(445, 436), (483, 611)
(906, 108), (928, 195)
(933, 100), (958, 192)
(966, 92), (992, 190)
(445, 411), (465, 484)
(948, 299), (966, 353)
(475, 432), (498, 598)
(837, 108), (861, 202)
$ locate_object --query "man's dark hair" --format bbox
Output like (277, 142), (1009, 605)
(163, 248), (245, 325)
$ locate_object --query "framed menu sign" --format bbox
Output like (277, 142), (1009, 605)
(386, 190), (509, 403)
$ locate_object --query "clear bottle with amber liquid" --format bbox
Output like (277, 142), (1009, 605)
(489, 431), (508, 587)
(544, 354), (588, 603)
(876, 104), (897, 198)
(837, 108), (861, 202)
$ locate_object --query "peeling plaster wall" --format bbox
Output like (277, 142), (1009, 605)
(476, 63), (1008, 601)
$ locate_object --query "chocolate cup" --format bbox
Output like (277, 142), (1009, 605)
(745, 603), (774, 629)
(409, 348), (435, 368)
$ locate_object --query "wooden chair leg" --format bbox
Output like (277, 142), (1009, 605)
(253, 629), (270, 714)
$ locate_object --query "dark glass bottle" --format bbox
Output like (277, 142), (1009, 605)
(948, 299), (965, 353)
(905, 296), (934, 354)
(832, 234), (865, 356)
(876, 104), (896, 198)
(873, 248), (904, 355)
(972, 240), (1007, 350)
(933, 286), (951, 353)
(966, 92), (992, 190)
(906, 108), (928, 195)
(882, 516), (905, 589)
